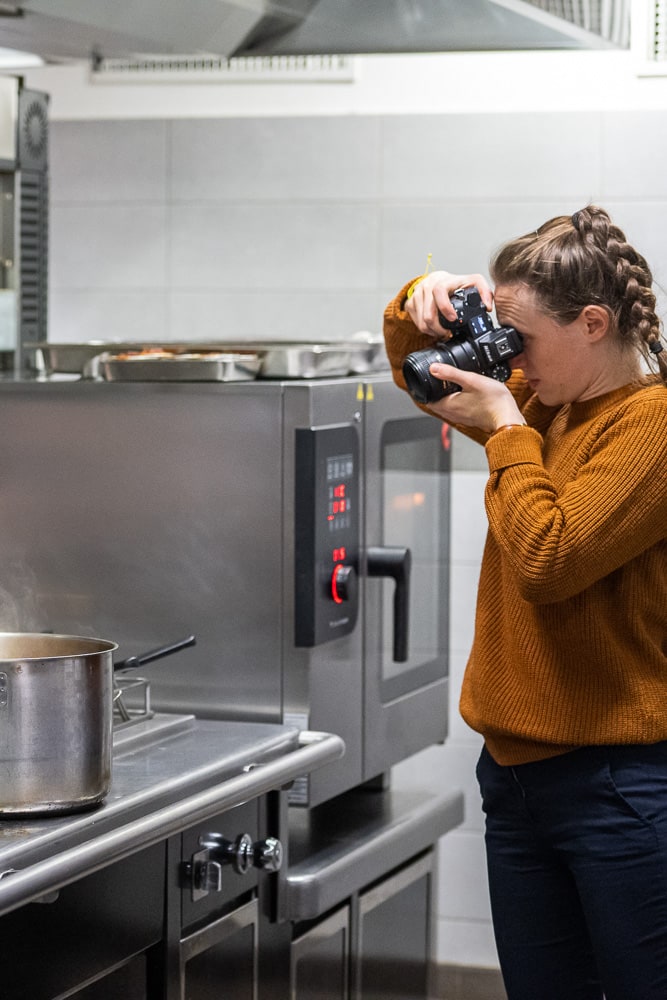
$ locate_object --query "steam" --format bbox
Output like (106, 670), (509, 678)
(0, 563), (40, 633)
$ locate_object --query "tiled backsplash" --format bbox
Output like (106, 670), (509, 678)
(50, 111), (667, 352)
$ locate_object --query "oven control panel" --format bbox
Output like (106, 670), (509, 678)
(294, 424), (360, 646)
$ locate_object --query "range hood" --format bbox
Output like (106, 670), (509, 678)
(0, 0), (629, 62)
(238, 0), (630, 56)
(0, 1), (317, 61)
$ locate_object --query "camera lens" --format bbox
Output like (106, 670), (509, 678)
(402, 338), (481, 404)
(402, 345), (450, 403)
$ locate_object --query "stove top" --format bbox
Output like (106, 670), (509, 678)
(112, 710), (195, 750)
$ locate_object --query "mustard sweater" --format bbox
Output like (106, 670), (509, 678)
(384, 283), (667, 765)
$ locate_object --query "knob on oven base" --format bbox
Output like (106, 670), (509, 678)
(185, 832), (284, 899)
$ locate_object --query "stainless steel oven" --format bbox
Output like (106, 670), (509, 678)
(0, 372), (449, 807)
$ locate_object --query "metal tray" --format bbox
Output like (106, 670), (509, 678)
(26, 341), (121, 375)
(257, 343), (352, 379)
(99, 351), (261, 383)
(346, 335), (388, 374)
(25, 336), (389, 380)
(25, 341), (245, 376)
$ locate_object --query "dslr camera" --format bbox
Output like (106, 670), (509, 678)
(402, 286), (523, 404)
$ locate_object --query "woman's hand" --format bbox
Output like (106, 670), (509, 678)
(427, 363), (525, 434)
(406, 270), (494, 336)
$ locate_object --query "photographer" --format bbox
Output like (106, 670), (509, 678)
(383, 205), (667, 1000)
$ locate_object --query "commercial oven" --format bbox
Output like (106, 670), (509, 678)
(0, 372), (449, 807)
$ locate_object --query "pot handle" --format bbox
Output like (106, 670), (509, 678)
(114, 634), (196, 672)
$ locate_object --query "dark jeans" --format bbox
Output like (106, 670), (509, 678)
(476, 742), (667, 1000)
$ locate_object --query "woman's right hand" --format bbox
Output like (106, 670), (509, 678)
(405, 270), (494, 337)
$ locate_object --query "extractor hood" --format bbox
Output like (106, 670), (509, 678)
(0, 1), (318, 61)
(238, 0), (630, 56)
(0, 0), (629, 63)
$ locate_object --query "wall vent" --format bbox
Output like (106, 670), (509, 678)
(90, 53), (355, 85)
(632, 0), (667, 74)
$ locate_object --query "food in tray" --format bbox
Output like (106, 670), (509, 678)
(110, 348), (256, 361)
(98, 348), (262, 383)
(112, 348), (177, 360)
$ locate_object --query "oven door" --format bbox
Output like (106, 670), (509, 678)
(361, 378), (450, 781)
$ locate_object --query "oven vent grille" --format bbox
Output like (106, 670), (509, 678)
(18, 170), (48, 345)
(90, 53), (355, 84)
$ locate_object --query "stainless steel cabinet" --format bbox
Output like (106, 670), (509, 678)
(180, 898), (259, 1000)
(177, 799), (279, 1000)
(290, 906), (350, 1000)
(62, 956), (150, 1000)
(0, 844), (165, 1000)
(357, 855), (433, 1000)
(288, 853), (435, 1000)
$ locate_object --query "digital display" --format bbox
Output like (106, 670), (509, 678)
(469, 314), (488, 336)
(326, 453), (353, 532)
(327, 454), (354, 481)
(295, 425), (359, 647)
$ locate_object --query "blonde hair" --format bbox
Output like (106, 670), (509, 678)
(490, 205), (667, 386)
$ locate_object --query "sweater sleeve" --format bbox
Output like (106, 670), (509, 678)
(484, 390), (667, 604)
(382, 279), (435, 395)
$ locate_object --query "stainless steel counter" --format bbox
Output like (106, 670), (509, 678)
(0, 717), (344, 917)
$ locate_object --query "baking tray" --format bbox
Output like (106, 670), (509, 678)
(25, 341), (242, 376)
(25, 336), (389, 380)
(346, 336), (388, 375)
(98, 351), (261, 383)
(244, 337), (387, 378)
(257, 344), (351, 379)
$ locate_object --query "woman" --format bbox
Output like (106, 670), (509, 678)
(383, 205), (667, 1000)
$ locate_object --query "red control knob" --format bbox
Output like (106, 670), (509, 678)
(331, 563), (357, 604)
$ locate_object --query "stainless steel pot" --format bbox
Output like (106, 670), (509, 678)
(0, 633), (117, 817)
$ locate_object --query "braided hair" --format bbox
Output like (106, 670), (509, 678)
(489, 205), (667, 387)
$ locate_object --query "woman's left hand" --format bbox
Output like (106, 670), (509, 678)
(427, 363), (525, 433)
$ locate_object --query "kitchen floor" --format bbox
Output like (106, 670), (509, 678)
(433, 964), (507, 1000)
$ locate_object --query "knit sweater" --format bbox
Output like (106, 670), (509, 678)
(384, 282), (667, 765)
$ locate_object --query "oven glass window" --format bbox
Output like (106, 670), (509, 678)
(380, 419), (449, 693)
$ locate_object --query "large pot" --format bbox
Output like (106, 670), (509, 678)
(0, 633), (117, 817)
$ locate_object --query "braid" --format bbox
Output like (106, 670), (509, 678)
(573, 207), (667, 383)
(491, 205), (667, 387)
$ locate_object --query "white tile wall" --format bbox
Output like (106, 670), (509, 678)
(168, 201), (379, 290)
(169, 117), (382, 201)
(50, 204), (168, 290)
(379, 112), (602, 200)
(49, 120), (168, 203)
(46, 105), (667, 971)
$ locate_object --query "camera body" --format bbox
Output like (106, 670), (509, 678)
(402, 286), (523, 404)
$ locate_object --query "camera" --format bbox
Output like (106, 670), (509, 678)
(402, 286), (523, 404)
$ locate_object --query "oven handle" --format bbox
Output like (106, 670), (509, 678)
(367, 545), (412, 662)
(0, 730), (344, 919)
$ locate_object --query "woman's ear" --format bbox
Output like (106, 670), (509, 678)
(580, 304), (611, 343)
